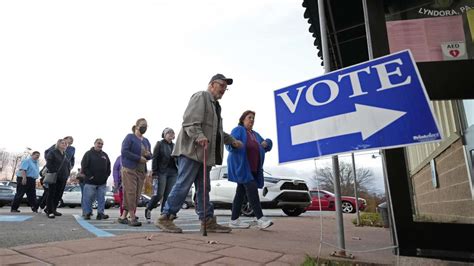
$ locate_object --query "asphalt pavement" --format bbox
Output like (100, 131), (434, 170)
(0, 206), (335, 246)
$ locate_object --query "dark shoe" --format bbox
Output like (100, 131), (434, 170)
(145, 208), (151, 220)
(48, 213), (55, 219)
(97, 213), (109, 220)
(155, 214), (182, 233)
(202, 216), (232, 233)
(117, 217), (129, 224)
(10, 209), (20, 213)
(84, 213), (92, 220)
(53, 211), (62, 216)
(32, 208), (38, 213)
(128, 219), (142, 227)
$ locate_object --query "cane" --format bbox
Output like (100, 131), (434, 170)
(202, 145), (208, 236)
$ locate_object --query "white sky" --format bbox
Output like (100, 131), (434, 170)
(0, 1), (385, 192)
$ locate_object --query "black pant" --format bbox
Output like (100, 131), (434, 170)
(46, 177), (66, 213)
(11, 176), (37, 211)
(231, 178), (264, 220)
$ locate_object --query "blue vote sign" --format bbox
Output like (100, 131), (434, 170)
(274, 50), (442, 164)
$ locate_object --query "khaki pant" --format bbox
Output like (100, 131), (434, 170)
(121, 167), (146, 213)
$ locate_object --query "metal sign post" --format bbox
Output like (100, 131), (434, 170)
(317, 0), (349, 259)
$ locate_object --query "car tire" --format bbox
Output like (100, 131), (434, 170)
(92, 200), (98, 209)
(341, 201), (354, 213)
(240, 199), (255, 217)
(282, 207), (304, 217)
(105, 204), (111, 209)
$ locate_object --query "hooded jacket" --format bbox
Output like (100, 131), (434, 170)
(81, 147), (111, 185)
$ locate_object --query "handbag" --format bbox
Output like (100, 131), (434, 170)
(43, 172), (57, 184)
(43, 152), (68, 184)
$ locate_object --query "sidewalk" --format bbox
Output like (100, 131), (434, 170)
(0, 214), (399, 265)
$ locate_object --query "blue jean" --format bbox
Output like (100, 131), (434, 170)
(162, 155), (213, 220)
(231, 179), (264, 220)
(83, 184), (106, 215)
(147, 170), (177, 212)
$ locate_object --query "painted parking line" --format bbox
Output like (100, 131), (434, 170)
(0, 215), (33, 222)
(73, 215), (115, 238)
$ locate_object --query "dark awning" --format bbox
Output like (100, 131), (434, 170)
(302, 0), (369, 69)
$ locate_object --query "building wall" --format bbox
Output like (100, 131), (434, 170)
(406, 100), (459, 173)
(411, 138), (474, 224)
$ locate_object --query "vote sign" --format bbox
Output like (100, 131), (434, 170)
(274, 50), (442, 163)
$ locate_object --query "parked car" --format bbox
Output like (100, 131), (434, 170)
(0, 181), (43, 206)
(0, 181), (16, 188)
(306, 190), (367, 213)
(59, 185), (114, 209)
(193, 166), (311, 217)
(0, 185), (15, 207)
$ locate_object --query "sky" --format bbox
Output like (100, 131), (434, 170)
(0, 1), (386, 193)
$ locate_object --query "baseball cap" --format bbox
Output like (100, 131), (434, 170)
(209, 73), (233, 85)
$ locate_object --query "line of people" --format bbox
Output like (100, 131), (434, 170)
(10, 73), (274, 233)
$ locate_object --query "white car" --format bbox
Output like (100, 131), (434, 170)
(193, 166), (311, 217)
(60, 185), (115, 209)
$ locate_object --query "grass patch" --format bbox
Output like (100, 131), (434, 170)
(352, 212), (384, 227)
(302, 255), (378, 266)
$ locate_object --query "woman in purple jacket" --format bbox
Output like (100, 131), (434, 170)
(117, 118), (152, 226)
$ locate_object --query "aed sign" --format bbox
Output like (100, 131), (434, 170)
(274, 50), (442, 163)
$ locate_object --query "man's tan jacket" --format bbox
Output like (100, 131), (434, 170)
(172, 90), (235, 166)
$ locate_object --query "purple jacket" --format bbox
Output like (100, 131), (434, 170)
(113, 155), (122, 188)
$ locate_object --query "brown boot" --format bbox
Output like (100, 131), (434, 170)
(155, 214), (182, 233)
(202, 216), (232, 233)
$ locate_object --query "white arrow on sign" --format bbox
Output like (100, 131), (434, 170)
(290, 104), (407, 145)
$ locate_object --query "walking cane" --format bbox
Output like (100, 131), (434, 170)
(202, 145), (208, 236)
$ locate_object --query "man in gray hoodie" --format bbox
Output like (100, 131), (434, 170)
(156, 74), (242, 233)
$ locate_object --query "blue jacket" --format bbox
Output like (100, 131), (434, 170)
(226, 126), (272, 188)
(121, 134), (152, 170)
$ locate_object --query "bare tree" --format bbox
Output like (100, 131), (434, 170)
(0, 149), (10, 173)
(9, 153), (23, 180)
(313, 161), (375, 195)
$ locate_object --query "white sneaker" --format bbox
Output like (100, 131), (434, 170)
(229, 218), (250, 229)
(257, 217), (273, 229)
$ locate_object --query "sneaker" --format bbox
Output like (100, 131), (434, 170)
(128, 219), (142, 227)
(248, 217), (258, 226)
(202, 216), (232, 233)
(53, 211), (62, 216)
(229, 218), (250, 229)
(145, 208), (151, 220)
(97, 213), (109, 220)
(48, 213), (55, 219)
(257, 217), (273, 230)
(117, 217), (129, 224)
(10, 209), (20, 213)
(84, 213), (92, 220)
(155, 214), (182, 233)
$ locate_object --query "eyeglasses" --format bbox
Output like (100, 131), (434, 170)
(214, 81), (228, 90)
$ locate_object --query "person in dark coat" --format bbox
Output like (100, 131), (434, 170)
(81, 138), (111, 220)
(45, 139), (71, 218)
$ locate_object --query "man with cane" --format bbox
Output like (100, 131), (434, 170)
(156, 74), (242, 234)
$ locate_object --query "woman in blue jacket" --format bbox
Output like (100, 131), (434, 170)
(117, 118), (152, 227)
(226, 110), (273, 229)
